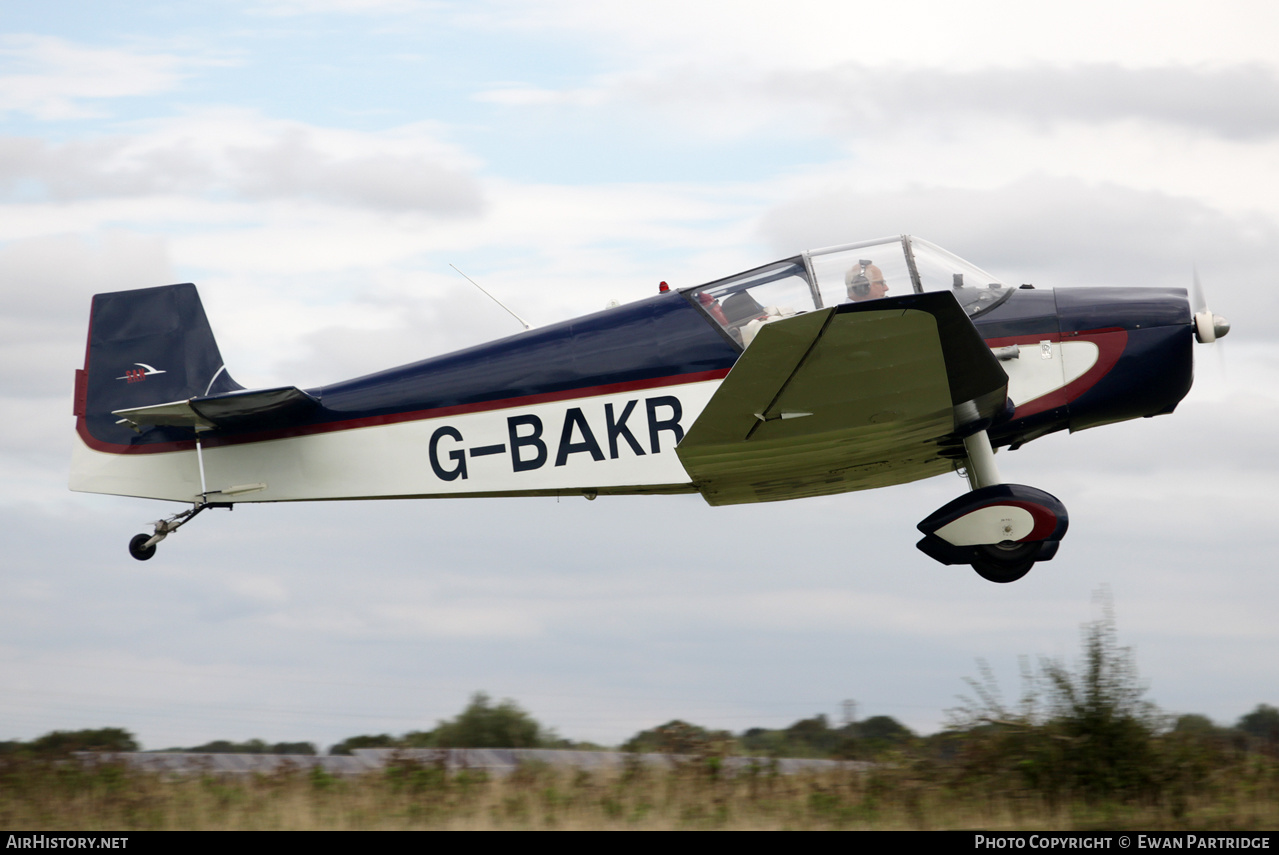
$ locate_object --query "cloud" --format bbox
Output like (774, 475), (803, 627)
(0, 35), (189, 120)
(227, 127), (483, 213)
(253, 0), (434, 15)
(0, 115), (486, 215)
(757, 63), (1279, 142)
(0, 232), (173, 396)
(0, 136), (212, 199)
(480, 0), (1279, 73)
(494, 60), (1279, 148)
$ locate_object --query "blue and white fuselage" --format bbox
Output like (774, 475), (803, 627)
(71, 235), (1224, 580)
(73, 286), (734, 503)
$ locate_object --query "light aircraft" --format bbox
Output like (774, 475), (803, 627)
(71, 235), (1229, 582)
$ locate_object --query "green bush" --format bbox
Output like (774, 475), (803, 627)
(948, 592), (1168, 803)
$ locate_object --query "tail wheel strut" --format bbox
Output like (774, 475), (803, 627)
(127, 500), (232, 561)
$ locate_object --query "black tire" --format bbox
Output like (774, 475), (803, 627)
(971, 541), (1037, 584)
(129, 533), (157, 561)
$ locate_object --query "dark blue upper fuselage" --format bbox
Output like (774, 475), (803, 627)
(973, 285), (1193, 446)
(82, 288), (741, 450)
(80, 278), (1194, 455)
(314, 290), (738, 420)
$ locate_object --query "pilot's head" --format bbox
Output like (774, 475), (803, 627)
(846, 260), (888, 302)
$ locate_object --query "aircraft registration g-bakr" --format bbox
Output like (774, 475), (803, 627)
(71, 235), (1230, 583)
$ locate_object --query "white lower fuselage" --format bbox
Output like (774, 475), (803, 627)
(72, 342), (1099, 506)
(72, 380), (724, 503)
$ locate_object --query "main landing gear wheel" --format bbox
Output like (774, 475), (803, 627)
(917, 484), (1069, 584)
(128, 533), (157, 561)
(971, 541), (1037, 584)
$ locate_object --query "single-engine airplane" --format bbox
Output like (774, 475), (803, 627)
(71, 235), (1229, 582)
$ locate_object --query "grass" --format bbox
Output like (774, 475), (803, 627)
(3, 751), (1276, 831)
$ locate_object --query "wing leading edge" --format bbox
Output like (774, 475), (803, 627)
(677, 291), (1008, 506)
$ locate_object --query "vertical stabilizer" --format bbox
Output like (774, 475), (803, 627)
(72, 283), (241, 498)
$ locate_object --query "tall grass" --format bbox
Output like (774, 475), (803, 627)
(3, 750), (1275, 831)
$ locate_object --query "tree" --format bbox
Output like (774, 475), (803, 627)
(22, 728), (139, 756)
(186, 739), (266, 754)
(329, 734), (399, 755)
(1172, 714), (1220, 736)
(182, 739), (316, 754)
(1237, 704), (1279, 748)
(784, 714), (839, 754)
(856, 715), (915, 748)
(431, 692), (545, 748)
(622, 720), (731, 754)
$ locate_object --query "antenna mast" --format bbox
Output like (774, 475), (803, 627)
(449, 264), (531, 330)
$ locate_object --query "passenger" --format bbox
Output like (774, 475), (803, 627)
(845, 260), (889, 302)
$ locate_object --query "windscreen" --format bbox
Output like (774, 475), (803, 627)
(908, 237), (1013, 317)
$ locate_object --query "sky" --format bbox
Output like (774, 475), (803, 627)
(2, 0), (1278, 751)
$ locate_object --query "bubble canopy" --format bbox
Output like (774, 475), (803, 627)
(685, 235), (1013, 346)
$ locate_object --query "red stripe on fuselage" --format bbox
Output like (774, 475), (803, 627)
(77, 368), (732, 455)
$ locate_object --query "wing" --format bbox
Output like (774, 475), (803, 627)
(676, 291), (1008, 505)
(112, 386), (320, 433)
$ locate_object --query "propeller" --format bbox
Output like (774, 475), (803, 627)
(1191, 266), (1231, 344)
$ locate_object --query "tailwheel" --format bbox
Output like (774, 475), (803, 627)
(971, 541), (1038, 584)
(129, 533), (157, 561)
(125, 500), (232, 561)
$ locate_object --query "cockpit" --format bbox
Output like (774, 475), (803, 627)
(685, 235), (1014, 346)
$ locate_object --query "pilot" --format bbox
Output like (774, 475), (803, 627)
(845, 260), (889, 302)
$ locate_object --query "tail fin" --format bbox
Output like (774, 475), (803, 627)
(73, 284), (243, 497)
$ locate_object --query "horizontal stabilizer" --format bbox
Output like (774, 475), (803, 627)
(113, 386), (320, 433)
